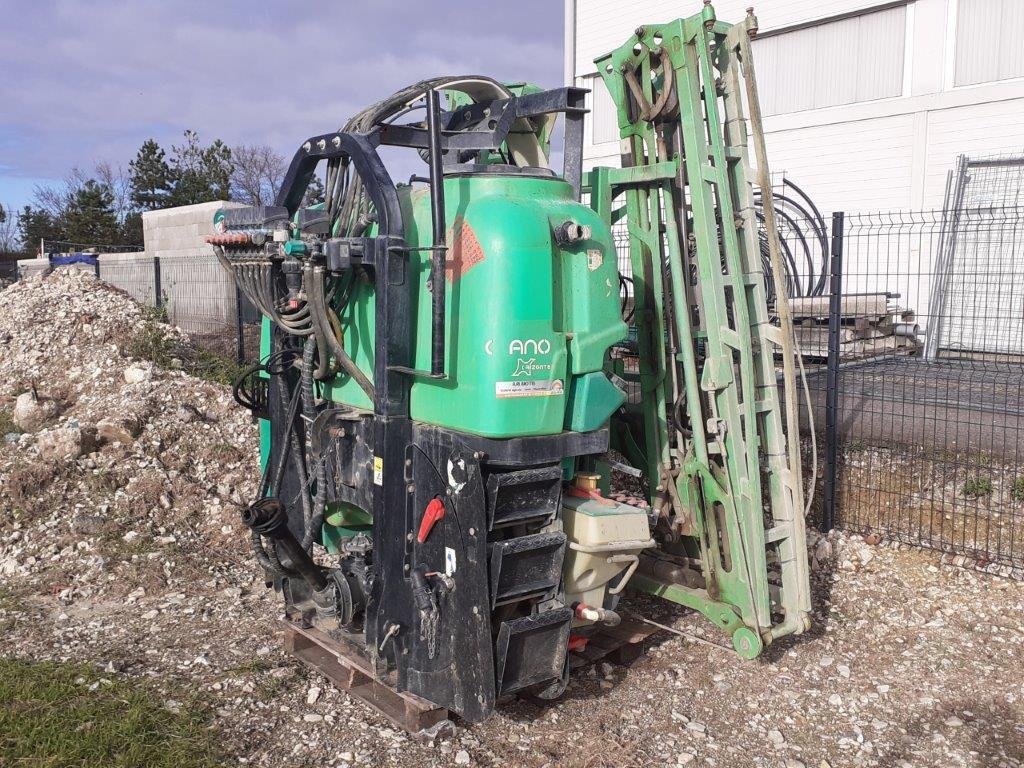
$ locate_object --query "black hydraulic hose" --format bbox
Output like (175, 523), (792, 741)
(307, 265), (375, 402)
(759, 191), (828, 296)
(771, 206), (817, 295)
(300, 337), (327, 550)
(756, 210), (802, 298)
(285, 396), (312, 539)
(270, 374), (302, 497)
(242, 498), (327, 592)
(301, 265), (332, 380)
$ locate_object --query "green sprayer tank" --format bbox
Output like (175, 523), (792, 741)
(325, 170), (627, 437)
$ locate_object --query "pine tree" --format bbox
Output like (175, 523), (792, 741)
(129, 139), (174, 211)
(62, 181), (119, 248)
(17, 206), (63, 255)
(302, 174), (326, 207)
(169, 130), (233, 206)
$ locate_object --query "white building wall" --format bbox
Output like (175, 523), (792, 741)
(570, 0), (1024, 211)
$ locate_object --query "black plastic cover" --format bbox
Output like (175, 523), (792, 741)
(488, 531), (566, 607)
(494, 608), (573, 696)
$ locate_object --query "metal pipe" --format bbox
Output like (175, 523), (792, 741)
(426, 88), (448, 377)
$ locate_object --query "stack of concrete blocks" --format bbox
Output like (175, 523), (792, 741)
(141, 201), (245, 334)
(789, 293), (921, 360)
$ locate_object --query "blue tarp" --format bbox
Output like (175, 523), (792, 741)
(50, 253), (98, 266)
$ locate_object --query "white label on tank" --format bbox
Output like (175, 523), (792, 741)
(445, 547), (457, 576)
(587, 249), (603, 271)
(495, 379), (564, 398)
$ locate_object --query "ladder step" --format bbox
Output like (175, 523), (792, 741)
(765, 523), (792, 544)
(700, 164), (720, 184)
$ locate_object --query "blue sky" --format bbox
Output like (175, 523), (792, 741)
(0, 1), (564, 213)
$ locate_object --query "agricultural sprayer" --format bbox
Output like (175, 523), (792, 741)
(211, 5), (811, 728)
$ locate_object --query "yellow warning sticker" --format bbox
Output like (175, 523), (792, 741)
(373, 456), (383, 485)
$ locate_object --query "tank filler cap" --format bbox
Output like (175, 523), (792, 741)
(553, 220), (592, 246)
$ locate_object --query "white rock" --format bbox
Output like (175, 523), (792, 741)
(12, 391), (58, 432)
(677, 752), (696, 765)
(36, 426), (92, 462)
(123, 365), (152, 384)
(454, 750), (471, 765)
(306, 686), (321, 705)
(768, 729), (786, 747)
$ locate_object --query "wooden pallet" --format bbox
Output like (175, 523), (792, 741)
(281, 620), (450, 735)
(283, 618), (659, 730)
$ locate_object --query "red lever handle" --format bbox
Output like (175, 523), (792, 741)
(416, 497), (446, 544)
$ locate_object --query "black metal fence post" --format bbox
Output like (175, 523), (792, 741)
(822, 211), (845, 533)
(153, 255), (162, 310)
(94, 259), (101, 279)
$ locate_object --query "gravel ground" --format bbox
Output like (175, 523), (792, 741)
(1, 271), (1023, 768)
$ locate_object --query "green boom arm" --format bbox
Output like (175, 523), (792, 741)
(588, 5), (811, 657)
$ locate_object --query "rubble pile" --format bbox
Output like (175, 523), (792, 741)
(0, 268), (259, 599)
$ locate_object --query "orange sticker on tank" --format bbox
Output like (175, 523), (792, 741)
(445, 217), (485, 282)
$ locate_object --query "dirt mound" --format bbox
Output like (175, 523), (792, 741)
(0, 268), (259, 601)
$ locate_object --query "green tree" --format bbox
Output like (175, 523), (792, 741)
(120, 211), (144, 246)
(302, 174), (326, 207)
(62, 181), (119, 247)
(169, 130), (233, 207)
(17, 206), (63, 255)
(129, 139), (174, 211)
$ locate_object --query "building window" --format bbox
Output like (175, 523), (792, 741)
(588, 74), (620, 145)
(752, 5), (906, 116)
(955, 0), (1024, 86)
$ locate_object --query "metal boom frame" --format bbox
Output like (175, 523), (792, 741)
(589, 5), (811, 656)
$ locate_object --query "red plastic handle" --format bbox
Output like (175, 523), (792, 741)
(416, 497), (446, 544)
